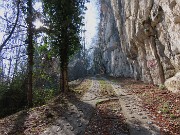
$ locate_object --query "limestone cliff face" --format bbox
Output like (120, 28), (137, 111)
(98, 0), (180, 92)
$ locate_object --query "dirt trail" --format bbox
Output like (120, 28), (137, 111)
(108, 79), (161, 135)
(42, 78), (111, 135)
(42, 77), (161, 135)
(0, 77), (178, 135)
(41, 79), (96, 135)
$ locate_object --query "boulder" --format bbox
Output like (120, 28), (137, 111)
(165, 72), (180, 93)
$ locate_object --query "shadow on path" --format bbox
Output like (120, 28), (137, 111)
(8, 110), (28, 135)
(42, 77), (160, 135)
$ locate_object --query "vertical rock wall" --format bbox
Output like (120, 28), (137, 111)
(98, 0), (180, 92)
(98, 0), (132, 78)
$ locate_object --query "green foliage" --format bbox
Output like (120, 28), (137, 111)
(159, 102), (170, 114)
(158, 84), (166, 90)
(0, 68), (2, 74)
(33, 73), (58, 106)
(38, 43), (48, 53)
(33, 88), (56, 106)
(0, 68), (59, 118)
(0, 0), (89, 117)
(33, 58), (59, 105)
(0, 74), (27, 118)
(170, 114), (177, 119)
(42, 0), (88, 62)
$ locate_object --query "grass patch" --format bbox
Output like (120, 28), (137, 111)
(158, 84), (166, 90)
(69, 78), (92, 97)
(99, 79), (117, 97)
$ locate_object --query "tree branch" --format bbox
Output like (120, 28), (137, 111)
(0, 16), (27, 28)
(0, 0), (20, 53)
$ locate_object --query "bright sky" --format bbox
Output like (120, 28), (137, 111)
(84, 0), (99, 49)
(0, 1), (4, 43)
(0, 1), (99, 48)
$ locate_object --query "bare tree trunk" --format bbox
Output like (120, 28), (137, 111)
(12, 46), (21, 80)
(27, 0), (34, 108)
(7, 56), (12, 83)
(0, 57), (3, 84)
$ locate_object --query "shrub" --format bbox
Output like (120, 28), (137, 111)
(0, 74), (27, 118)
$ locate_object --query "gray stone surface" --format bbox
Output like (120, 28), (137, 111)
(165, 71), (180, 93)
(96, 0), (180, 92)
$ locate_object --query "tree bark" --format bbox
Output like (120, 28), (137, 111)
(27, 0), (34, 107)
(59, 26), (69, 93)
(60, 60), (69, 93)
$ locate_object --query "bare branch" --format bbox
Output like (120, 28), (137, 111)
(0, 0), (21, 53)
(2, 44), (27, 50)
(0, 16), (27, 28)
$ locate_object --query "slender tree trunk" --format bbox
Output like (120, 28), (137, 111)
(60, 67), (64, 92)
(12, 46), (21, 80)
(27, 0), (34, 107)
(63, 65), (69, 92)
(60, 61), (68, 93)
(0, 57), (3, 84)
(59, 28), (69, 93)
(7, 56), (12, 83)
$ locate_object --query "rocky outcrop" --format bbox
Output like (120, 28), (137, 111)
(97, 0), (180, 92)
(96, 0), (132, 77)
(68, 59), (87, 81)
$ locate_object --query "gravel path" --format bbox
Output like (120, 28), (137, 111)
(42, 78), (107, 135)
(42, 77), (161, 135)
(108, 79), (161, 135)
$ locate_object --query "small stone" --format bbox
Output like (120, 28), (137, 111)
(131, 116), (135, 118)
(56, 123), (60, 126)
(138, 112), (143, 116)
(176, 110), (179, 113)
(66, 123), (70, 126)
(70, 127), (74, 131)
(147, 121), (153, 125)
(157, 111), (161, 114)
(76, 114), (81, 118)
(76, 120), (81, 123)
(78, 109), (83, 112)
(129, 111), (133, 114)
(142, 116), (147, 119)
(136, 126), (140, 131)
(78, 123), (82, 127)
(62, 116), (66, 120)
(44, 131), (49, 133)
(57, 127), (62, 132)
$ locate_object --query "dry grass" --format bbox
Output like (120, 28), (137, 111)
(99, 79), (117, 97)
(69, 78), (92, 98)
